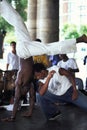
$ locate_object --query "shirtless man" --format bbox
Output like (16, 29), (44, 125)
(1, 57), (35, 121)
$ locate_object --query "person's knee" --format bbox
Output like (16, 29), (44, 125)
(15, 78), (22, 87)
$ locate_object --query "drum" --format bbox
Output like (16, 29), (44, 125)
(3, 70), (18, 90)
(0, 69), (3, 81)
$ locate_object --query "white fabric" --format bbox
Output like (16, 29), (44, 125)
(39, 66), (72, 96)
(57, 58), (78, 70)
(6, 51), (19, 70)
(0, 0), (77, 59)
(57, 58), (79, 89)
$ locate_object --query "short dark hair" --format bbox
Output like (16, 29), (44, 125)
(33, 63), (46, 73)
(10, 41), (16, 46)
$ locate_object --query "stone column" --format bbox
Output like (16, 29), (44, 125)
(27, 0), (37, 40)
(37, 0), (59, 43)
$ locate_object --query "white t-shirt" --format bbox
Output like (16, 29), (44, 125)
(57, 58), (78, 70)
(57, 58), (79, 89)
(6, 52), (19, 70)
(39, 66), (72, 96)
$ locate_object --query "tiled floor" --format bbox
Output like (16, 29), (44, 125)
(0, 104), (87, 130)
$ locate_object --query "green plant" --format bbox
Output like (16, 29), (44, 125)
(0, 0), (28, 43)
(0, 0), (27, 33)
(61, 23), (87, 39)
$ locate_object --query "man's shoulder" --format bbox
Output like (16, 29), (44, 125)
(7, 52), (11, 56)
(48, 65), (59, 72)
(68, 58), (76, 63)
(57, 60), (62, 66)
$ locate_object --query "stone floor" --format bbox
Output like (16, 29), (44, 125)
(0, 104), (87, 130)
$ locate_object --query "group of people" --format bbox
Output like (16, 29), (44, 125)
(2, 40), (36, 121)
(0, 0), (87, 122)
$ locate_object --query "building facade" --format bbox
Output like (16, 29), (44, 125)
(59, 0), (87, 38)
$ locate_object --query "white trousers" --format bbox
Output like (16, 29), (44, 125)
(0, 0), (77, 59)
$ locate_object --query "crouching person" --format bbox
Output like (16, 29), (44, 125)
(33, 63), (87, 120)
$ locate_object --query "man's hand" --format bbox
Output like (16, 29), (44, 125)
(48, 70), (56, 79)
(68, 68), (73, 72)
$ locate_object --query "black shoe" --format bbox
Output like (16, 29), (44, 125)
(49, 111), (61, 120)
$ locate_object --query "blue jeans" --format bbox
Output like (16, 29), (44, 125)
(75, 77), (84, 90)
(37, 87), (87, 119)
(85, 77), (87, 89)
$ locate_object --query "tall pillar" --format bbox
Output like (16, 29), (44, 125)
(27, 0), (37, 40)
(37, 0), (59, 43)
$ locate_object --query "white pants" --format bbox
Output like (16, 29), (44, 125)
(0, 0), (77, 59)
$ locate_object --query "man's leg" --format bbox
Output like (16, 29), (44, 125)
(76, 34), (87, 43)
(22, 82), (35, 117)
(71, 90), (87, 112)
(37, 91), (62, 120)
(0, 0), (87, 59)
(0, 0), (31, 41)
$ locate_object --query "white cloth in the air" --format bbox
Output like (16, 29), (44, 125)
(0, 0), (77, 59)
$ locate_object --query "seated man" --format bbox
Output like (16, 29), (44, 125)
(57, 54), (84, 90)
(33, 63), (87, 120)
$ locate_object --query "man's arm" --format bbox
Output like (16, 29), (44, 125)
(6, 63), (9, 70)
(38, 70), (56, 96)
(59, 68), (78, 100)
(67, 58), (79, 74)
(68, 68), (79, 73)
(83, 55), (87, 65)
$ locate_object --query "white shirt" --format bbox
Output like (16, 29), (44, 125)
(39, 66), (72, 96)
(6, 52), (19, 70)
(57, 58), (78, 70)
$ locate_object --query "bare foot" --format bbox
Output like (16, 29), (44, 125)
(22, 111), (32, 117)
(1, 117), (15, 122)
(77, 34), (87, 43)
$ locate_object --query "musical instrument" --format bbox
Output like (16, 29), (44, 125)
(0, 69), (18, 92)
